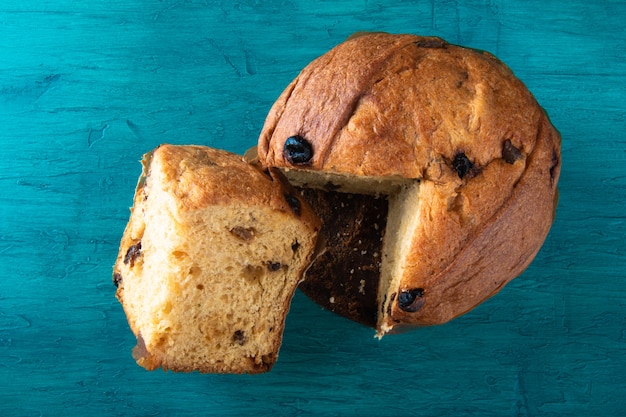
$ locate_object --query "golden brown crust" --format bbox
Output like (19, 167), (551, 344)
(145, 145), (318, 227)
(384, 114), (561, 329)
(257, 33), (561, 333)
(259, 33), (543, 178)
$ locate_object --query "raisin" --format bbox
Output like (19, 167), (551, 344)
(324, 181), (341, 191)
(550, 149), (559, 181)
(233, 330), (246, 346)
(415, 38), (447, 48)
(291, 240), (300, 252)
(261, 353), (275, 366)
(124, 242), (142, 267)
(397, 288), (425, 312)
(284, 193), (301, 216)
(113, 272), (123, 287)
(267, 261), (281, 271)
(230, 227), (255, 241)
(284, 135), (313, 165)
(381, 293), (388, 314)
(452, 152), (474, 179)
(456, 71), (470, 88)
(386, 292), (396, 316)
(502, 140), (523, 164)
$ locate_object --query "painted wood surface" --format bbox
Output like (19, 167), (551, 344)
(1, 0), (625, 415)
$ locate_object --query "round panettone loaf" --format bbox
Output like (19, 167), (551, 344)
(257, 32), (561, 336)
(113, 144), (320, 372)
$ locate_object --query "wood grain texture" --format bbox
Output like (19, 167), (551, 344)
(1, 0), (624, 415)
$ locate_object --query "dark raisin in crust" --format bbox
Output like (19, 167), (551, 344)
(284, 135), (313, 165)
(414, 38), (447, 48)
(452, 152), (474, 179)
(550, 149), (559, 182)
(502, 140), (523, 164)
(397, 288), (425, 312)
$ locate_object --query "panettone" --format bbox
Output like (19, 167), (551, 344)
(257, 32), (561, 336)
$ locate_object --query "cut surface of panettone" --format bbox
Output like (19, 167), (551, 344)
(113, 144), (319, 372)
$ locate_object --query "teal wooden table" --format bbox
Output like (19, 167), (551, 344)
(1, 1), (624, 415)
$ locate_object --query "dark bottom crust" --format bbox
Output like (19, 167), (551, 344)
(297, 188), (387, 328)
